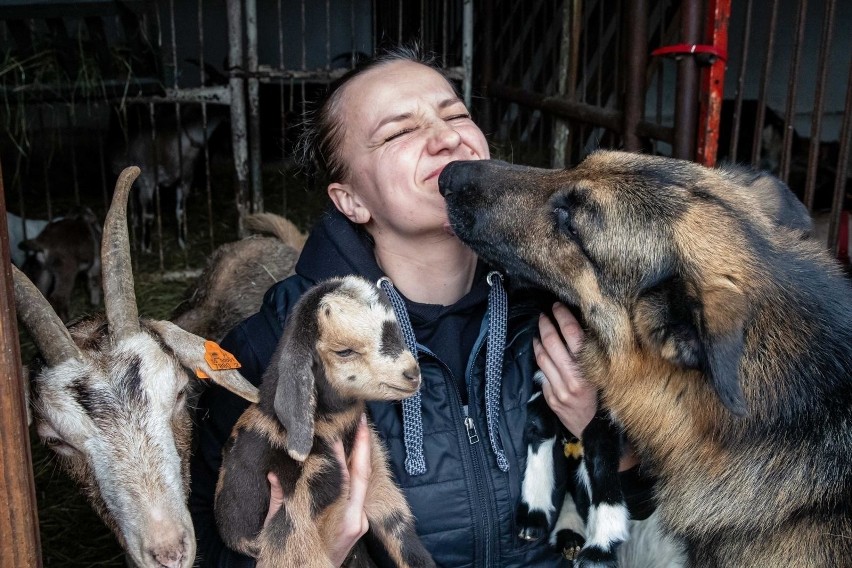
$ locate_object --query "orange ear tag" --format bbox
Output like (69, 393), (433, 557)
(195, 341), (242, 379)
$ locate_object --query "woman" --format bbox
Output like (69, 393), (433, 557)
(189, 44), (652, 567)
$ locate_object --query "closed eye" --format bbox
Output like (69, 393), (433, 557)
(384, 128), (415, 143)
(445, 113), (471, 121)
(335, 349), (356, 358)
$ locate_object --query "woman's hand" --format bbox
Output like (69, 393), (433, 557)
(533, 302), (597, 439)
(262, 414), (372, 567)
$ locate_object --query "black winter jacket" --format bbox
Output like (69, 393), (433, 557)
(189, 208), (655, 567)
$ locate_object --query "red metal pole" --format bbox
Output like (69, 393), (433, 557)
(696, 0), (731, 166)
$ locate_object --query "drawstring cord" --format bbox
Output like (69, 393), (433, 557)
(485, 271), (509, 472)
(378, 277), (427, 476)
(378, 271), (510, 475)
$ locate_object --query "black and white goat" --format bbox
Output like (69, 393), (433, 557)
(215, 276), (435, 568)
(12, 166), (259, 568)
(517, 373), (686, 568)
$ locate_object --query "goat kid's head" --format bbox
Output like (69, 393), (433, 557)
(13, 167), (259, 568)
(272, 276), (421, 461)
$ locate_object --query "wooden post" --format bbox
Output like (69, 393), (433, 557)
(0, 160), (43, 568)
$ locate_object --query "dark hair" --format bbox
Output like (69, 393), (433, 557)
(296, 43), (448, 183)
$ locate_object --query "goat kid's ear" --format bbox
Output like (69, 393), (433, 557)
(634, 277), (748, 416)
(147, 320), (260, 403)
(272, 331), (317, 462)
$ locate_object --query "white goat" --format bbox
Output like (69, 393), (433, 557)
(12, 166), (259, 568)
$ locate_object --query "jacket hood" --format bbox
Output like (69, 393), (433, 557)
(295, 206), (385, 284)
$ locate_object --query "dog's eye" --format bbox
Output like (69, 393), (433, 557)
(553, 207), (579, 237)
(335, 349), (356, 358)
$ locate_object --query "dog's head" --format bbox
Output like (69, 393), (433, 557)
(440, 152), (817, 416)
(272, 276), (421, 461)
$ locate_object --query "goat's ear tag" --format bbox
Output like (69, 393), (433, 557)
(203, 341), (242, 371)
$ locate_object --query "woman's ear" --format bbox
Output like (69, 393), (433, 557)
(328, 182), (371, 224)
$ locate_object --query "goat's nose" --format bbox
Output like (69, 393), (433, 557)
(403, 366), (420, 382)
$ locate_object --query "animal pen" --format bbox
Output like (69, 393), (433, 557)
(1, 0), (850, 565)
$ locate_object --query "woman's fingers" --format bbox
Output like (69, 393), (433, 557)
(263, 472), (285, 527)
(551, 302), (584, 355)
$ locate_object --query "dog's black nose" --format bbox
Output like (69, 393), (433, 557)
(439, 160), (479, 198)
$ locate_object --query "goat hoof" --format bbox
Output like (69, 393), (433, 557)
(516, 506), (549, 542)
(573, 546), (618, 568)
(518, 525), (547, 541)
(553, 529), (585, 558)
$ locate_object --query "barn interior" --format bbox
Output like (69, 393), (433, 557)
(1, 0), (850, 565)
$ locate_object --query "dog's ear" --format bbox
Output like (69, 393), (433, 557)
(272, 324), (318, 462)
(634, 276), (748, 416)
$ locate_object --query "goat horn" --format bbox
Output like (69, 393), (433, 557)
(11, 265), (83, 366)
(103, 166), (141, 342)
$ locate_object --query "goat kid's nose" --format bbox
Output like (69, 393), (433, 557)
(403, 366), (421, 382)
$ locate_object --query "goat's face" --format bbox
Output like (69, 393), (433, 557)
(315, 278), (421, 401)
(440, 152), (826, 416)
(34, 318), (195, 567)
(14, 167), (259, 568)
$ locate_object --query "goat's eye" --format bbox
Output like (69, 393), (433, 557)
(43, 437), (78, 456)
(553, 207), (579, 237)
(334, 349), (356, 358)
(175, 388), (187, 405)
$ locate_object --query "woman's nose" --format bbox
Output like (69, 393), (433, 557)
(426, 121), (462, 154)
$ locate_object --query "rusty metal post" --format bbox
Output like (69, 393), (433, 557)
(0, 161), (43, 568)
(227, 0), (250, 238)
(779, 0), (808, 182)
(673, 0), (702, 160)
(696, 0), (730, 166)
(623, 0), (648, 153)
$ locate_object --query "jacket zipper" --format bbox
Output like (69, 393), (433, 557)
(420, 345), (497, 567)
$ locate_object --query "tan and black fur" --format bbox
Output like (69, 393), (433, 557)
(215, 276), (436, 568)
(439, 152), (852, 567)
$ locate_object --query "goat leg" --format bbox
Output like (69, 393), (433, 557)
(574, 410), (629, 568)
(362, 430), (435, 568)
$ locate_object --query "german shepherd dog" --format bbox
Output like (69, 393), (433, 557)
(439, 151), (852, 568)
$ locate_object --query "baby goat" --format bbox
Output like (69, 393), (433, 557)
(215, 276), (436, 568)
(13, 166), (259, 568)
(19, 206), (102, 322)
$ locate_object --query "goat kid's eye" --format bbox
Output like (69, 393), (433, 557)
(334, 349), (356, 358)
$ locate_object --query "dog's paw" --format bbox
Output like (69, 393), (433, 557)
(573, 546), (618, 568)
(516, 504), (550, 542)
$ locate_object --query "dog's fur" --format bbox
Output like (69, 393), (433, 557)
(214, 276), (435, 568)
(440, 152), (852, 567)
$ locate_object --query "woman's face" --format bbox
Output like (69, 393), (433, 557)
(330, 60), (490, 240)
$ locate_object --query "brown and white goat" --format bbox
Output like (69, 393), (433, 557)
(215, 276), (436, 568)
(19, 206), (102, 322)
(112, 111), (225, 251)
(170, 212), (305, 341)
(12, 166), (259, 568)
